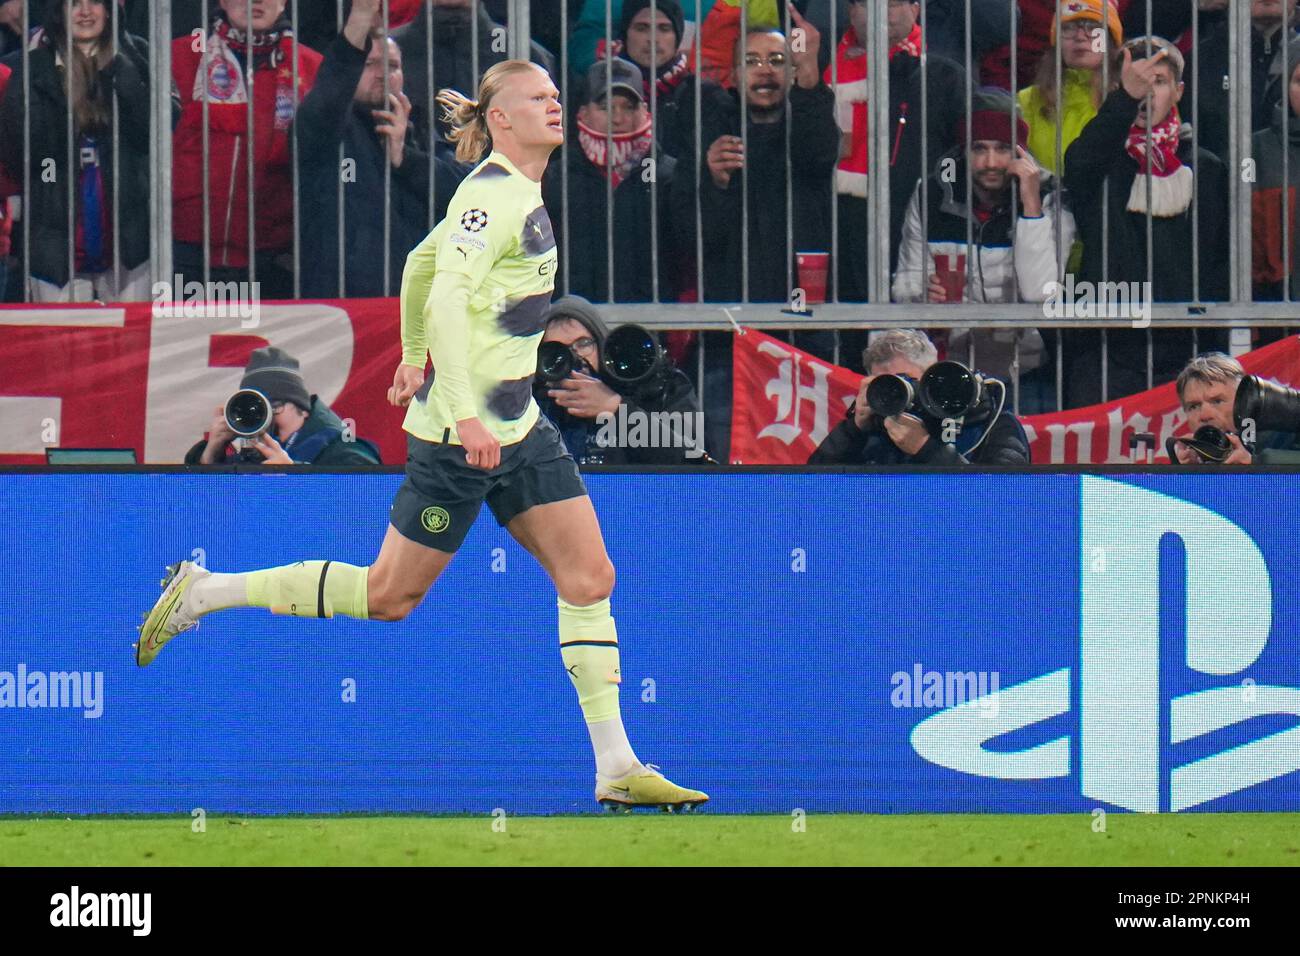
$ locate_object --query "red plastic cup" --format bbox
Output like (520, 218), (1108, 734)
(932, 253), (967, 303)
(796, 251), (829, 305)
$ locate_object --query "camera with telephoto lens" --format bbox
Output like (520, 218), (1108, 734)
(1234, 375), (1300, 436)
(536, 340), (592, 384)
(224, 388), (275, 462)
(601, 324), (669, 395)
(536, 324), (669, 398)
(866, 360), (988, 422)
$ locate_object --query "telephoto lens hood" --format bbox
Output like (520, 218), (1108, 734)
(603, 324), (665, 387)
(866, 374), (917, 418)
(919, 361), (985, 421)
(1234, 375), (1300, 436)
(224, 388), (273, 438)
(536, 340), (579, 384)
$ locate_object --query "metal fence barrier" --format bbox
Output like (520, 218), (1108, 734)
(3, 0), (1300, 417)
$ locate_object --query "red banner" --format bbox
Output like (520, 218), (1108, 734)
(731, 328), (1300, 464)
(0, 299), (409, 464)
(7, 302), (1300, 467)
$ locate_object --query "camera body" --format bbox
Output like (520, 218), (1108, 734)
(1168, 424), (1234, 463)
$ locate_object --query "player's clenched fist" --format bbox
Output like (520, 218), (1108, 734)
(456, 417), (501, 470)
(388, 363), (425, 407)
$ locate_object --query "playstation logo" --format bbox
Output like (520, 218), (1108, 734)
(911, 477), (1300, 813)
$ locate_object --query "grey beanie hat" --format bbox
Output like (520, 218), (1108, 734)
(240, 347), (311, 413)
(545, 295), (611, 351)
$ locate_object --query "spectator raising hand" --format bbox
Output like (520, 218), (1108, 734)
(1008, 145), (1044, 217)
(1119, 43), (1171, 102)
(373, 91), (414, 169)
(785, 2), (821, 90)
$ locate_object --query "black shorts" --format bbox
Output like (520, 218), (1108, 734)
(389, 414), (587, 553)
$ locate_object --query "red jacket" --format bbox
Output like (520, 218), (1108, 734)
(0, 62), (13, 258)
(171, 29), (322, 268)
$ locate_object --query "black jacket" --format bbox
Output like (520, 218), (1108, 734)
(1195, 20), (1298, 165)
(541, 137), (677, 303)
(884, 49), (965, 272)
(915, 0), (1016, 71)
(295, 33), (465, 298)
(808, 395), (1030, 466)
(1065, 88), (1230, 302)
(394, 4), (556, 136)
(184, 397), (381, 465)
(1063, 87), (1229, 384)
(1118, 0), (1225, 46)
(670, 79), (840, 303)
(0, 29), (166, 286)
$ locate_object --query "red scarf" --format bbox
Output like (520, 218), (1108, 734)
(1123, 105), (1193, 216)
(1124, 105), (1183, 176)
(577, 114), (655, 188)
(824, 23), (922, 197)
(214, 15), (291, 71)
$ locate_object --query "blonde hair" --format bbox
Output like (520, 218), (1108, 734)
(436, 60), (546, 164)
(1029, 38), (1121, 121)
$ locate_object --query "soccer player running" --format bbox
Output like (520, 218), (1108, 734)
(135, 59), (707, 812)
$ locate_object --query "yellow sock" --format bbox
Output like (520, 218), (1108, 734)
(558, 596), (622, 724)
(245, 561), (369, 619)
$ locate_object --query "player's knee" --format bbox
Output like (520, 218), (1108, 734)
(366, 571), (424, 622)
(561, 558), (615, 607)
(370, 591), (421, 622)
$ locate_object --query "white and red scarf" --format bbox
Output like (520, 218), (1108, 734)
(1123, 105), (1194, 217)
(577, 114), (655, 187)
(192, 16), (296, 129)
(825, 23), (922, 197)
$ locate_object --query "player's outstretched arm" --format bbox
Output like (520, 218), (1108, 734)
(398, 233), (437, 370)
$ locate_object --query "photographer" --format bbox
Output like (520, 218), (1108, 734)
(184, 347), (381, 465)
(1171, 353), (1253, 465)
(808, 329), (1030, 465)
(534, 295), (706, 465)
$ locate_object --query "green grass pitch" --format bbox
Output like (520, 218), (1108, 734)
(2, 813), (1298, 866)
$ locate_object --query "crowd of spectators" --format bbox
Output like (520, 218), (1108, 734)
(2, 0), (1300, 433)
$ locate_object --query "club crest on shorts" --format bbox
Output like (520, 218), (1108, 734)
(460, 209), (488, 232)
(420, 506), (451, 534)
